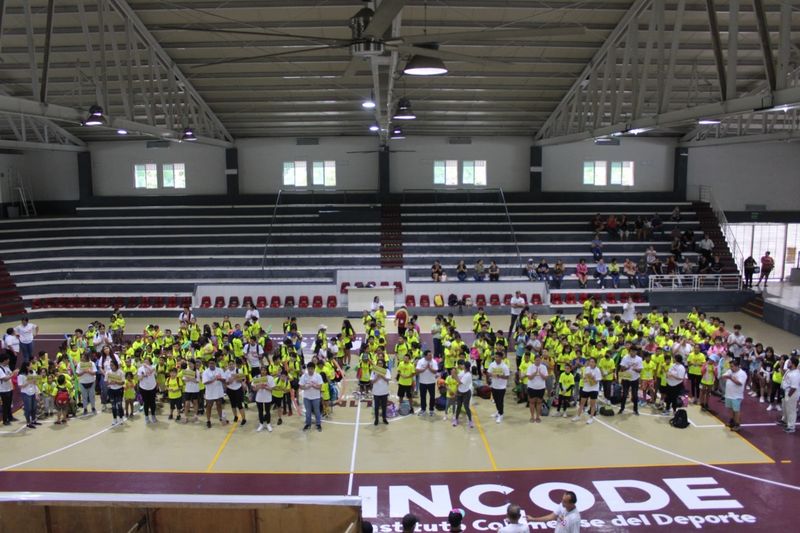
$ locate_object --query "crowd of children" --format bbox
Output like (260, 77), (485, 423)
(1, 298), (798, 435)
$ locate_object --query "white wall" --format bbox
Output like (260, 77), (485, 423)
(390, 136), (531, 192)
(0, 150), (79, 203)
(238, 137), (379, 194)
(687, 141), (800, 211)
(542, 137), (676, 192)
(89, 141), (226, 196)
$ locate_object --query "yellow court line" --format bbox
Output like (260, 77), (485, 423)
(707, 410), (776, 464)
(780, 460), (792, 464)
(472, 413), (498, 471)
(206, 422), (239, 472)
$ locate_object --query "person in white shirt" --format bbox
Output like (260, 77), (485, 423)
(76, 352), (98, 415)
(252, 364), (275, 433)
(726, 325), (746, 360)
(530, 491), (582, 533)
(663, 354), (687, 416)
(454, 360), (474, 428)
(371, 358), (391, 426)
(621, 297), (636, 323)
(618, 349), (643, 415)
(105, 360), (126, 426)
(245, 303), (260, 322)
(574, 357), (602, 424)
(93, 325), (113, 354)
(0, 354), (16, 425)
(779, 356), (799, 434)
(244, 338), (265, 376)
(498, 504), (528, 533)
(721, 359), (748, 432)
(202, 359), (228, 428)
(224, 360), (247, 426)
(137, 358), (158, 424)
(181, 360), (201, 424)
(178, 306), (195, 324)
(487, 353), (510, 423)
(526, 353), (548, 423)
(415, 351), (439, 416)
(508, 291), (525, 338)
(3, 328), (20, 370)
(17, 362), (40, 429)
(299, 362), (324, 431)
(14, 318), (38, 364)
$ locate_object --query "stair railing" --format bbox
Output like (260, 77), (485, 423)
(260, 189), (283, 276)
(698, 185), (745, 273)
(498, 188), (522, 271)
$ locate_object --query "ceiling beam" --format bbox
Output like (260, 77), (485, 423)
(704, 0), (727, 100)
(751, 0), (776, 92)
(0, 139), (88, 152)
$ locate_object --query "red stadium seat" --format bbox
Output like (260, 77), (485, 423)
(461, 294), (471, 304)
(166, 296), (178, 308)
(632, 293), (645, 303)
(124, 297), (139, 308)
(340, 282), (350, 294)
(180, 297), (192, 308)
(298, 295), (309, 308)
(270, 296), (281, 308)
(327, 295), (337, 308)
(380, 281), (390, 287)
(476, 294), (486, 307)
(139, 297), (151, 308)
(284, 296), (295, 307)
(242, 296), (254, 308)
(214, 296), (225, 308)
(312, 295), (323, 308)
(201, 296), (212, 308)
(531, 294), (542, 305)
(31, 299), (42, 310)
(355, 282), (365, 288)
(503, 294), (512, 306)
(550, 294), (563, 305)
(229, 296), (240, 308)
(419, 295), (430, 307)
(489, 294), (501, 306)
(257, 296), (268, 308)
(405, 295), (416, 307)
(606, 293), (617, 304)
(520, 294), (528, 304)
(154, 296), (166, 308)
(578, 293), (589, 303)
(393, 281), (403, 294)
(565, 293), (577, 305)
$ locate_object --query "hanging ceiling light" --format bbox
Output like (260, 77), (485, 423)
(362, 92), (376, 109)
(404, 52), (448, 76)
(390, 126), (406, 140)
(116, 129), (128, 135)
(82, 105), (106, 126)
(180, 127), (198, 142)
(393, 97), (416, 120)
(369, 123), (380, 132)
(698, 119), (721, 125)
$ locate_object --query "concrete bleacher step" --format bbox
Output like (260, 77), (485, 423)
(741, 294), (764, 319)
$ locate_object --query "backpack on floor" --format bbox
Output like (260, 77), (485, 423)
(608, 382), (622, 404)
(599, 406), (615, 417)
(541, 401), (550, 417)
(435, 396), (447, 411)
(670, 408), (690, 428)
(386, 401), (397, 418)
(477, 385), (492, 400)
(448, 294), (459, 307)
(399, 399), (411, 416)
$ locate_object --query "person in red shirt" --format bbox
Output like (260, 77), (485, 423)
(757, 251), (775, 287)
(394, 305), (409, 337)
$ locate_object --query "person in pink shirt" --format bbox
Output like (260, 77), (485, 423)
(757, 251), (775, 287)
(575, 258), (589, 288)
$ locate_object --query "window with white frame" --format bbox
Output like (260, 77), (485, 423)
(584, 160), (634, 187)
(434, 159), (486, 186)
(134, 164), (158, 189)
(583, 160), (607, 186)
(162, 163), (186, 189)
(284, 160), (336, 187)
(312, 160), (336, 187)
(282, 161), (308, 187)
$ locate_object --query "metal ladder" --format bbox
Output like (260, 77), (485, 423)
(12, 170), (37, 217)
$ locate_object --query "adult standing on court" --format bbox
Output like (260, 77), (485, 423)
(137, 357), (158, 424)
(3, 328), (19, 370)
(203, 358), (228, 428)
(14, 317), (38, 364)
(371, 358), (391, 425)
(621, 296), (636, 323)
(618, 349), (643, 416)
(488, 352), (510, 423)
(0, 354), (16, 425)
(453, 360), (474, 428)
(756, 251), (775, 287)
(530, 491), (581, 533)
(244, 336), (264, 377)
(721, 358), (747, 432)
(663, 354), (687, 416)
(245, 302), (260, 322)
(508, 291), (525, 338)
(416, 350), (438, 417)
(394, 305), (409, 337)
(573, 358), (601, 424)
(498, 504), (528, 533)
(526, 353), (548, 423)
(779, 356), (799, 434)
(299, 362), (324, 432)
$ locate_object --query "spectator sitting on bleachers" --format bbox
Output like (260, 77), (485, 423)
(524, 259), (536, 281)
(635, 216), (649, 240)
(651, 213), (664, 235)
(608, 258), (621, 288)
(606, 215), (619, 239)
(551, 260), (565, 289)
(431, 260), (444, 282)
(636, 258), (649, 286)
(680, 256), (695, 275)
(488, 261), (500, 282)
(535, 259), (550, 282)
(697, 255), (711, 274)
(590, 233), (603, 261)
(710, 255), (723, 274)
(671, 236), (683, 261)
(594, 259), (608, 287)
(671, 206), (681, 221)
(456, 260), (468, 282)
(619, 214), (630, 240)
(576, 258), (589, 288)
(623, 258), (638, 288)
(591, 213), (605, 233)
(645, 246), (661, 274)
(474, 260), (486, 281)
(664, 256), (679, 275)
(681, 229), (696, 251)
(697, 233), (715, 259)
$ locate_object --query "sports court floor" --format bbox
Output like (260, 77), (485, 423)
(1, 312), (798, 532)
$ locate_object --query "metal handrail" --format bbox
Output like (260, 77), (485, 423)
(648, 273), (743, 291)
(699, 185), (745, 273)
(498, 188), (523, 270)
(260, 188), (283, 275)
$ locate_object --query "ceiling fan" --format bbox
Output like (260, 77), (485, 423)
(182, 0), (586, 74)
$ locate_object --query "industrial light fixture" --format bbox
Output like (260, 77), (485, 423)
(362, 92), (376, 109)
(116, 129), (128, 135)
(390, 126), (406, 139)
(698, 119), (721, 125)
(404, 54), (448, 76)
(82, 105), (106, 126)
(369, 123), (380, 132)
(628, 127), (651, 135)
(180, 127), (197, 142)
(393, 98), (416, 120)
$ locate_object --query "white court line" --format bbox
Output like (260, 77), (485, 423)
(595, 418), (800, 492)
(0, 425), (27, 435)
(694, 422), (782, 429)
(0, 426), (113, 471)
(347, 401), (362, 497)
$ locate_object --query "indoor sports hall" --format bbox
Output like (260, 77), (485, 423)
(1, 1), (800, 532)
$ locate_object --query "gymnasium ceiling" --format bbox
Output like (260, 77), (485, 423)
(0, 0), (799, 148)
